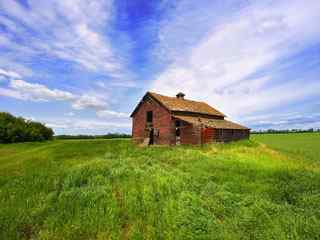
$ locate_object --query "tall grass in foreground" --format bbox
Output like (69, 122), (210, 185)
(0, 139), (319, 239)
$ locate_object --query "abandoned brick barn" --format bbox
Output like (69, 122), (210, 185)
(130, 91), (250, 145)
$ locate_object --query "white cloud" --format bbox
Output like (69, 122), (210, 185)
(152, 0), (320, 119)
(0, 58), (33, 77)
(0, 72), (128, 120)
(65, 112), (75, 117)
(18, 115), (131, 134)
(71, 94), (107, 110)
(46, 119), (131, 130)
(96, 110), (129, 118)
(10, 79), (75, 101)
(0, 68), (22, 79)
(0, 0), (124, 76)
(96, 81), (107, 88)
(0, 87), (25, 100)
(5, 78), (108, 112)
(95, 79), (138, 89)
(242, 110), (320, 130)
(0, 0), (137, 119)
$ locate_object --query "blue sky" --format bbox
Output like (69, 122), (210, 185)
(0, 0), (319, 134)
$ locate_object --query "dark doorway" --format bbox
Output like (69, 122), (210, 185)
(149, 128), (154, 145)
(175, 120), (181, 145)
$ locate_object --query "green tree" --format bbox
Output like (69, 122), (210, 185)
(0, 112), (54, 143)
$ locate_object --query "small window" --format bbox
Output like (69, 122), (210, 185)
(175, 120), (181, 127)
(146, 111), (153, 123)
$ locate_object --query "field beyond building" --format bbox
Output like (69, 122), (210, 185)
(0, 134), (319, 239)
(252, 132), (320, 163)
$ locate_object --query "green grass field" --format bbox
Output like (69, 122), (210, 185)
(252, 132), (320, 163)
(0, 136), (319, 239)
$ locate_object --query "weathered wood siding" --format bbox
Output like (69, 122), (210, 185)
(202, 127), (214, 144)
(179, 122), (201, 145)
(213, 129), (250, 142)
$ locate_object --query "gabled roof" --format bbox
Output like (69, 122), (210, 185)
(130, 91), (226, 117)
(173, 115), (249, 130)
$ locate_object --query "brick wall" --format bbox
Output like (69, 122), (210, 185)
(132, 97), (173, 145)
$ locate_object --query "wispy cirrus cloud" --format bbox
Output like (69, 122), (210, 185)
(152, 0), (320, 124)
(0, 87), (25, 100)
(0, 0), (124, 76)
(96, 110), (129, 118)
(0, 0), (133, 133)
(0, 68), (22, 79)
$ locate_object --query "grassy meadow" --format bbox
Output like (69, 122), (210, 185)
(252, 132), (320, 163)
(0, 136), (319, 239)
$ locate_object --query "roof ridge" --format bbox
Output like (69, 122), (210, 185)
(138, 91), (226, 117)
(149, 91), (212, 104)
(149, 91), (194, 101)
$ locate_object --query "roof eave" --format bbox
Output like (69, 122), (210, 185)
(130, 91), (171, 117)
(172, 110), (226, 118)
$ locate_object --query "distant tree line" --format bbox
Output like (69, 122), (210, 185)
(55, 133), (131, 140)
(251, 128), (320, 134)
(0, 112), (54, 143)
